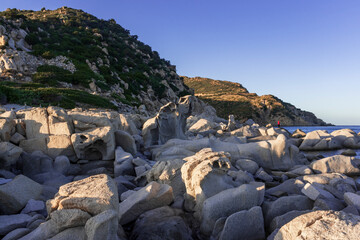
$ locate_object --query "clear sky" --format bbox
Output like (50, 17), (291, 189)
(2, 0), (360, 125)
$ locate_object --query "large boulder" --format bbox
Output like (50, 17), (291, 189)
(271, 210), (360, 240)
(47, 227), (86, 240)
(181, 148), (235, 212)
(47, 135), (76, 160)
(299, 129), (360, 151)
(47, 107), (73, 136)
(215, 134), (307, 171)
(18, 209), (90, 240)
(188, 118), (219, 134)
(130, 206), (192, 240)
(20, 151), (54, 178)
(114, 147), (135, 177)
(0, 118), (15, 141)
(71, 127), (115, 160)
(0, 214), (32, 236)
(84, 210), (118, 240)
(114, 130), (137, 155)
(269, 210), (312, 234)
(219, 206), (265, 240)
(24, 108), (49, 139)
(47, 174), (118, 216)
(0, 175), (42, 214)
(230, 125), (261, 137)
(310, 155), (360, 176)
(200, 182), (265, 236)
(0, 142), (22, 168)
(142, 100), (191, 148)
(262, 195), (313, 229)
(68, 109), (113, 132)
(147, 158), (186, 202)
(118, 181), (174, 225)
(119, 113), (139, 135)
(143, 102), (183, 147)
(19, 135), (76, 160)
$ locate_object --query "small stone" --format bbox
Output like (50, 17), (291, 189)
(301, 183), (335, 201)
(255, 167), (273, 182)
(21, 199), (45, 214)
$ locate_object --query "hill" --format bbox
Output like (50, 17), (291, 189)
(0, 7), (191, 113)
(183, 76), (328, 126)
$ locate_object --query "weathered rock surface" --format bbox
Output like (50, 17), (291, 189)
(118, 181), (173, 225)
(115, 130), (137, 155)
(71, 126), (115, 160)
(0, 214), (32, 236)
(344, 192), (360, 210)
(219, 206), (265, 240)
(84, 210), (118, 240)
(114, 146), (135, 177)
(0, 142), (22, 168)
(271, 210), (360, 240)
(0, 175), (42, 214)
(47, 174), (118, 216)
(24, 108), (49, 139)
(269, 210), (311, 234)
(299, 129), (360, 151)
(262, 195), (313, 229)
(130, 206), (192, 240)
(310, 155), (360, 176)
(48, 227), (86, 240)
(200, 182), (265, 236)
(181, 148), (234, 212)
(50, 209), (91, 232)
(0, 118), (15, 141)
(147, 158), (186, 201)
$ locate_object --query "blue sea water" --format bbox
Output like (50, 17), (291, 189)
(283, 125), (360, 134)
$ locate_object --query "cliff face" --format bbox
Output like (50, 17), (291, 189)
(183, 76), (328, 126)
(0, 7), (191, 113)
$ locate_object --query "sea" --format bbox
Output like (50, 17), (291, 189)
(283, 125), (360, 157)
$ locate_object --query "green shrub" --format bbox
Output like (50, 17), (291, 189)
(33, 65), (73, 86)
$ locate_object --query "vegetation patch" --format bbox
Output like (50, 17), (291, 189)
(0, 81), (116, 109)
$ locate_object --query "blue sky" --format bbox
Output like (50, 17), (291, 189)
(2, 1), (360, 124)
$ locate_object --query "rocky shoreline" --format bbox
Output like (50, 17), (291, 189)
(1, 96), (360, 239)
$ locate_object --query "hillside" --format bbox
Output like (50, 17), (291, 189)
(0, 7), (191, 113)
(183, 76), (328, 126)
